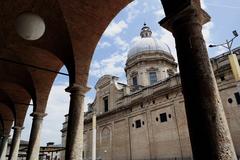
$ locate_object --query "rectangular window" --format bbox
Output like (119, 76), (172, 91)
(135, 120), (141, 128)
(103, 96), (109, 112)
(149, 72), (157, 85)
(160, 113), (167, 123)
(234, 92), (240, 104)
(132, 76), (138, 86)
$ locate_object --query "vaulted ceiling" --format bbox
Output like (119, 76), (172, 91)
(0, 0), (132, 136)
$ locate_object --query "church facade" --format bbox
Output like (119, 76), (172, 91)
(61, 25), (240, 160)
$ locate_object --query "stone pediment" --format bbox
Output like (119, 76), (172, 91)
(95, 75), (119, 89)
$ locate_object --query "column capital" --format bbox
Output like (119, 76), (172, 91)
(12, 126), (24, 131)
(159, 4), (210, 32)
(65, 83), (91, 95)
(30, 112), (47, 120)
(1, 134), (10, 138)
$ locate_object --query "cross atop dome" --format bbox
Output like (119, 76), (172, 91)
(140, 23), (152, 38)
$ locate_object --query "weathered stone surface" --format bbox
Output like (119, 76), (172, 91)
(8, 126), (24, 160)
(160, 2), (237, 159)
(27, 112), (47, 160)
(0, 0), (132, 159)
(0, 135), (9, 160)
(65, 84), (90, 160)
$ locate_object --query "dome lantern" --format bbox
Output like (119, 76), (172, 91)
(140, 23), (152, 38)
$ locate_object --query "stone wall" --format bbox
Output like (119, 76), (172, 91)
(61, 49), (240, 160)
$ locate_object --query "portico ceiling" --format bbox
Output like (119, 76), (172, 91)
(0, 0), (132, 135)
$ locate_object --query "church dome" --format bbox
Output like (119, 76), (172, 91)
(127, 24), (173, 59)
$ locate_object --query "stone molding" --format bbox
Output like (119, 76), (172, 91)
(30, 112), (47, 120)
(1, 134), (10, 138)
(65, 83), (91, 96)
(12, 126), (24, 131)
(160, 5), (210, 32)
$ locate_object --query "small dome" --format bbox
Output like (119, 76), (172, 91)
(128, 24), (172, 59)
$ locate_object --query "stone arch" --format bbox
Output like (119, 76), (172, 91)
(0, 115), (4, 136)
(0, 103), (15, 135)
(0, 81), (31, 127)
(8, 45), (67, 113)
(0, 90), (16, 122)
(0, 48), (36, 105)
(57, 0), (133, 85)
(0, 1), (75, 85)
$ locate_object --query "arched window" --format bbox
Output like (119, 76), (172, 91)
(132, 76), (138, 86)
(149, 71), (157, 85)
(103, 96), (109, 112)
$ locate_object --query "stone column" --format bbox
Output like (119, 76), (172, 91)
(0, 135), (9, 160)
(160, 3), (237, 160)
(27, 112), (47, 160)
(8, 126), (24, 160)
(92, 112), (96, 160)
(65, 84), (90, 160)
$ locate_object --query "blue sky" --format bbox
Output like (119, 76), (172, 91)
(20, 0), (240, 145)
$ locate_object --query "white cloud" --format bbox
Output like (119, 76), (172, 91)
(201, 0), (207, 9)
(216, 47), (227, 55)
(114, 36), (129, 51)
(209, 46), (227, 58)
(154, 8), (165, 20)
(21, 84), (69, 145)
(142, 2), (150, 13)
(126, 1), (140, 23)
(152, 31), (160, 37)
(21, 83), (94, 145)
(103, 20), (128, 37)
(90, 52), (127, 78)
(97, 36), (129, 73)
(127, 0), (138, 9)
(98, 41), (111, 49)
(41, 84), (69, 145)
(204, 3), (240, 9)
(84, 96), (94, 112)
(159, 29), (177, 61)
(21, 106), (33, 144)
(157, 20), (214, 62)
(202, 21), (214, 46)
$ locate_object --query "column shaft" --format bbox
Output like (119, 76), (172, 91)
(160, 5), (237, 159)
(26, 112), (47, 160)
(0, 136), (9, 160)
(65, 84), (90, 160)
(8, 126), (23, 160)
(92, 113), (96, 160)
